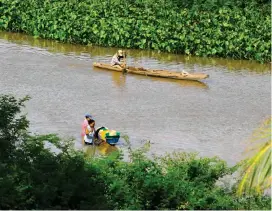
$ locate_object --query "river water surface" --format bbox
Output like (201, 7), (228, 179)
(0, 31), (270, 165)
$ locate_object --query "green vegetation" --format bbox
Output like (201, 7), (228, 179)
(0, 95), (110, 209)
(0, 94), (271, 209)
(0, 0), (270, 62)
(238, 117), (271, 196)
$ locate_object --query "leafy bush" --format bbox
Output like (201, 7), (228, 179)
(0, 0), (270, 62)
(0, 95), (110, 209)
(0, 94), (271, 209)
(94, 149), (271, 210)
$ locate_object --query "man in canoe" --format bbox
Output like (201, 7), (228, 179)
(111, 49), (126, 69)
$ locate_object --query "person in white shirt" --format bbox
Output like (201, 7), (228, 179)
(110, 49), (126, 69)
(84, 119), (96, 145)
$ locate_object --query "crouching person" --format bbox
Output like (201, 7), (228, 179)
(111, 49), (126, 69)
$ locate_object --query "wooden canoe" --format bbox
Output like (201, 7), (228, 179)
(93, 62), (209, 81)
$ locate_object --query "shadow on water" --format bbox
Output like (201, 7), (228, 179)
(0, 31), (270, 74)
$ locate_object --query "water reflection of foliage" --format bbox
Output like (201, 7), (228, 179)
(0, 31), (270, 73)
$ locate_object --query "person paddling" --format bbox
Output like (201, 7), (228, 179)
(111, 49), (126, 69)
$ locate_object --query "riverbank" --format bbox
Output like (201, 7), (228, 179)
(0, 0), (270, 62)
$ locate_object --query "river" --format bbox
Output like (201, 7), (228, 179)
(0, 31), (270, 165)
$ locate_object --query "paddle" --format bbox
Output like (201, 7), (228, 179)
(123, 50), (127, 67)
(122, 50), (128, 74)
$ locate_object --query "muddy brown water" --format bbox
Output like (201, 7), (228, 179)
(0, 31), (270, 165)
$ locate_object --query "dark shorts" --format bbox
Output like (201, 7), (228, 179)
(84, 142), (93, 145)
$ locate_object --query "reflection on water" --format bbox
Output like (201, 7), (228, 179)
(83, 141), (118, 157)
(0, 31), (270, 73)
(137, 74), (209, 89)
(111, 72), (127, 88)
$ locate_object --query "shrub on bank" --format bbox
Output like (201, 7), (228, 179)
(0, 94), (271, 209)
(0, 0), (270, 62)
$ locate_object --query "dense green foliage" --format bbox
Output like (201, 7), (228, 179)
(0, 0), (270, 62)
(0, 94), (271, 209)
